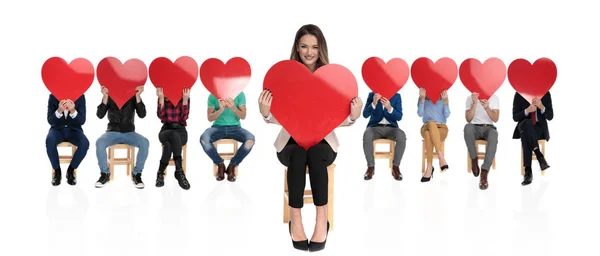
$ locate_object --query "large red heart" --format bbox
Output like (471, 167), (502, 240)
(96, 57), (148, 109)
(200, 57), (251, 100)
(41, 57), (95, 102)
(459, 58), (506, 100)
(507, 58), (557, 103)
(361, 57), (409, 100)
(410, 57), (458, 104)
(148, 56), (198, 105)
(263, 60), (358, 150)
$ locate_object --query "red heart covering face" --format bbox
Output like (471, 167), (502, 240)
(200, 57), (251, 100)
(361, 57), (409, 100)
(42, 57), (95, 102)
(507, 58), (557, 103)
(263, 60), (358, 150)
(459, 58), (506, 100)
(96, 57), (148, 109)
(410, 57), (458, 104)
(148, 56), (198, 105)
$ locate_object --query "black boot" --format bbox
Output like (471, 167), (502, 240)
(66, 166), (77, 185)
(52, 168), (61, 186)
(155, 162), (167, 187)
(534, 148), (550, 171)
(174, 157), (190, 190)
(522, 166), (533, 186)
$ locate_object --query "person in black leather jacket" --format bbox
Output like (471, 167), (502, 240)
(94, 86), (150, 189)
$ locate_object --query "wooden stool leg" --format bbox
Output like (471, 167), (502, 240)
(421, 141), (426, 174)
(328, 166), (334, 230)
(131, 146), (136, 175)
(126, 147), (132, 176)
(283, 169), (290, 223)
(108, 147), (115, 181)
(521, 148), (525, 176)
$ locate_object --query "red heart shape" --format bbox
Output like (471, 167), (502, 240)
(361, 57), (409, 100)
(148, 56), (198, 105)
(507, 58), (557, 103)
(459, 58), (506, 100)
(96, 57), (148, 109)
(263, 60), (358, 150)
(41, 57), (95, 101)
(200, 57), (251, 100)
(410, 57), (458, 104)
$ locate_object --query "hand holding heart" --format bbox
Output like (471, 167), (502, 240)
(135, 86), (144, 96)
(182, 88), (191, 103)
(526, 103), (537, 113)
(57, 100), (67, 113)
(380, 97), (392, 111)
(470, 92), (479, 104)
(373, 93), (381, 105)
(258, 90), (272, 118)
(65, 100), (76, 114)
(532, 98), (544, 111)
(350, 97), (363, 121)
(480, 99), (489, 109)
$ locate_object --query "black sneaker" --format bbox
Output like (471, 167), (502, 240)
(132, 173), (145, 189)
(95, 173), (110, 188)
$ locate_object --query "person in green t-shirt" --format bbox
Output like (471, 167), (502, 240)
(200, 92), (255, 182)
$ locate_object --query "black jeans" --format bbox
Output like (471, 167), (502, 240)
(518, 119), (546, 167)
(159, 123), (188, 165)
(277, 138), (336, 208)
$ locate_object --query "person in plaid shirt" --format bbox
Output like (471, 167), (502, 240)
(155, 87), (191, 190)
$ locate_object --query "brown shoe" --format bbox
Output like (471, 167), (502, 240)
(364, 167), (374, 180)
(392, 166), (403, 181)
(471, 158), (480, 177)
(226, 163), (237, 182)
(216, 163), (226, 181)
(479, 169), (489, 190)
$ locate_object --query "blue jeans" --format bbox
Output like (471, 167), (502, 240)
(46, 128), (90, 170)
(200, 126), (255, 166)
(96, 131), (149, 174)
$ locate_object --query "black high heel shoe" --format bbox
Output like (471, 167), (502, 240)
(421, 167), (435, 182)
(308, 220), (330, 252)
(289, 222), (309, 251)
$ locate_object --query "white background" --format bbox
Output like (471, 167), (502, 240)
(0, 0), (598, 255)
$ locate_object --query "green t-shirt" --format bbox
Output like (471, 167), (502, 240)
(208, 92), (246, 127)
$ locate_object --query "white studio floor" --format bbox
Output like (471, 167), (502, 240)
(3, 146), (598, 256)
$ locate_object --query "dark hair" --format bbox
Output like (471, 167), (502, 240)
(289, 24), (329, 69)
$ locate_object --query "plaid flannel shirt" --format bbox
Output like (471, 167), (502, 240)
(157, 98), (189, 126)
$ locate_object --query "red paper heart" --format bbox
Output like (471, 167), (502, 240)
(263, 60), (358, 150)
(96, 57), (148, 109)
(410, 57), (458, 104)
(507, 58), (557, 103)
(459, 58), (506, 100)
(42, 57), (95, 102)
(361, 57), (409, 100)
(200, 57), (251, 100)
(148, 56), (198, 105)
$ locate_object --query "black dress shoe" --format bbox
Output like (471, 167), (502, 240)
(538, 157), (550, 171)
(288, 222), (309, 251)
(66, 167), (77, 185)
(51, 169), (61, 186)
(522, 167), (533, 186)
(308, 221), (330, 252)
(155, 171), (165, 187)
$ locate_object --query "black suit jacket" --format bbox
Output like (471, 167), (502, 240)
(47, 94), (86, 131)
(512, 91), (553, 140)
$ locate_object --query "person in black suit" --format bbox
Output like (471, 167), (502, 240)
(512, 91), (553, 186)
(46, 94), (90, 186)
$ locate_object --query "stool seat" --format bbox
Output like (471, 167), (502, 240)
(521, 140), (547, 176)
(212, 139), (239, 177)
(108, 144), (136, 181)
(467, 140), (496, 172)
(283, 164), (336, 230)
(373, 139), (395, 169)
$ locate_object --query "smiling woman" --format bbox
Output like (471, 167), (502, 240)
(289, 24), (329, 73)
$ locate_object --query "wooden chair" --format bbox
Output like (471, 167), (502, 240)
(467, 140), (496, 173)
(164, 144), (187, 175)
(521, 140), (546, 176)
(374, 139), (395, 169)
(212, 139), (239, 177)
(107, 144), (136, 180)
(421, 139), (446, 174)
(283, 164), (336, 230)
(52, 142), (78, 178)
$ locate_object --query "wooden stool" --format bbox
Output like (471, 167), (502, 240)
(164, 144), (187, 175)
(212, 139), (239, 177)
(107, 144), (136, 180)
(283, 164), (336, 230)
(467, 140), (496, 173)
(52, 142), (78, 178)
(521, 140), (546, 176)
(374, 139), (395, 169)
(421, 139), (446, 173)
